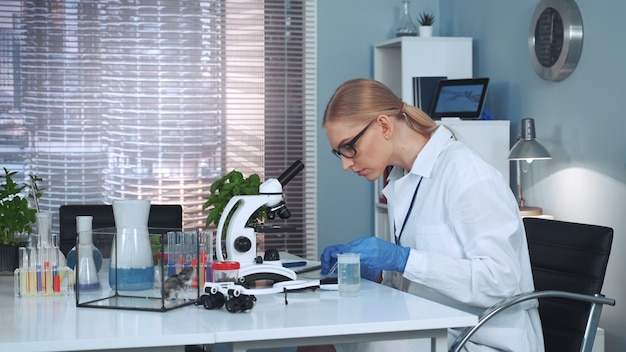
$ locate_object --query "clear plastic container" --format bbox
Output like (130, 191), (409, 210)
(212, 261), (240, 282)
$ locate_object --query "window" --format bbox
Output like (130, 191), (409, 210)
(0, 0), (318, 259)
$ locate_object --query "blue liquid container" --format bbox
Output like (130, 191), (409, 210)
(109, 200), (155, 291)
(78, 281), (102, 291)
(109, 267), (154, 291)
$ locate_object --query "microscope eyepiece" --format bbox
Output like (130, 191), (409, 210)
(277, 160), (304, 187)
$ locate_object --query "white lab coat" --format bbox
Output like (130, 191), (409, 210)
(336, 126), (544, 352)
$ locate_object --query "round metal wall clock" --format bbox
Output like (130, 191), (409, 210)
(529, 0), (583, 81)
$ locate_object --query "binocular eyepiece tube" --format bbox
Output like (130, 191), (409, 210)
(277, 160), (304, 187)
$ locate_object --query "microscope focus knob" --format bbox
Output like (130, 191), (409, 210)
(263, 248), (280, 261)
(234, 236), (252, 253)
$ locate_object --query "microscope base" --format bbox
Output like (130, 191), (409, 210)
(239, 263), (297, 288)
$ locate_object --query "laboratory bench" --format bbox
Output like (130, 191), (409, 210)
(0, 267), (476, 352)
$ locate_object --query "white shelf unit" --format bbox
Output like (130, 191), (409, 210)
(437, 119), (510, 181)
(373, 37), (511, 240)
(374, 36), (473, 103)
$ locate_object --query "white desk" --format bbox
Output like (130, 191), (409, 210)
(0, 276), (212, 352)
(202, 278), (477, 352)
(0, 273), (476, 352)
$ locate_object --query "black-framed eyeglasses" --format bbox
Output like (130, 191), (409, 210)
(331, 120), (375, 159)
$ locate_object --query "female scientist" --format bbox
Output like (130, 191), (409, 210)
(315, 78), (544, 352)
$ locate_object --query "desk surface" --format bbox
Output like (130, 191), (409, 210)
(0, 270), (476, 352)
(209, 269), (474, 340)
(204, 278), (476, 351)
(0, 276), (212, 352)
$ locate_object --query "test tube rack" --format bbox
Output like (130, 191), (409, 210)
(14, 246), (74, 297)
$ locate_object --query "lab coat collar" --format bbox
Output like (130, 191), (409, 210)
(383, 125), (454, 197)
(407, 125), (453, 179)
(382, 126), (454, 231)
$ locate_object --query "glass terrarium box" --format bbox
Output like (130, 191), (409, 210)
(75, 227), (210, 312)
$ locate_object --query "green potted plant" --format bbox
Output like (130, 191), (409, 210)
(0, 167), (42, 272)
(203, 169), (266, 240)
(417, 12), (435, 37)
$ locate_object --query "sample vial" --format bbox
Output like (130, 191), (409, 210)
(212, 261), (240, 282)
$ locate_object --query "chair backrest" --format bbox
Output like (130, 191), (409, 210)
(523, 217), (613, 352)
(59, 204), (183, 256)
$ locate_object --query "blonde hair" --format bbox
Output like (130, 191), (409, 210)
(323, 78), (438, 136)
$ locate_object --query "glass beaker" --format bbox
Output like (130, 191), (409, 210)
(109, 199), (154, 290)
(337, 252), (360, 297)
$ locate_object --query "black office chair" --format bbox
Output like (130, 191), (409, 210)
(58, 204), (183, 256)
(450, 218), (615, 352)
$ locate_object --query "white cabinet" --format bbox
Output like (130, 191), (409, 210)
(437, 118), (510, 181)
(373, 37), (511, 240)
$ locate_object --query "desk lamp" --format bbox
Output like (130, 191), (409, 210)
(508, 118), (551, 216)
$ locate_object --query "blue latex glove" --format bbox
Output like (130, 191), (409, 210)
(320, 236), (410, 281)
(360, 265), (383, 282)
(320, 243), (381, 281)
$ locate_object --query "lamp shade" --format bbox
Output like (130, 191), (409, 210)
(508, 118), (552, 161)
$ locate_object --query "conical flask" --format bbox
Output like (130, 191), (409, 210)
(396, 1), (418, 37)
(67, 216), (103, 273)
(76, 216), (101, 291)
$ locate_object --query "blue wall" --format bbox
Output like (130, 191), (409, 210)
(317, 0), (439, 253)
(317, 1), (626, 351)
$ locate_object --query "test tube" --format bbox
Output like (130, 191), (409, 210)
(207, 231), (213, 283)
(18, 247), (28, 296)
(199, 233), (207, 287)
(185, 230), (197, 268)
(175, 240), (183, 274)
(167, 231), (177, 276)
(184, 231), (196, 288)
(36, 247), (43, 294)
(27, 247), (37, 295)
(181, 231), (189, 269)
(45, 247), (54, 294)
(191, 257), (198, 288)
(51, 243), (60, 293)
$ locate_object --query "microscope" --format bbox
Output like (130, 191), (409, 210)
(214, 160), (305, 287)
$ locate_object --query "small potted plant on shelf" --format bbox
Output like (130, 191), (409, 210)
(0, 167), (42, 272)
(417, 12), (435, 37)
(203, 169), (266, 240)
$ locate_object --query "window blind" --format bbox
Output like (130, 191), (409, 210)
(0, 0), (318, 259)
